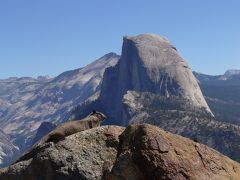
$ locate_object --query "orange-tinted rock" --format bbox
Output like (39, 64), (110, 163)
(107, 124), (240, 180)
(1, 124), (240, 180)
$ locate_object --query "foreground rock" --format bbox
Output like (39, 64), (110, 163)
(0, 126), (124, 180)
(107, 124), (240, 180)
(1, 124), (240, 180)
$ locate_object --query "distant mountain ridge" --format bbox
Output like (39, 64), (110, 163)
(194, 70), (240, 85)
(0, 130), (20, 168)
(224, 69), (240, 77)
(0, 52), (119, 167)
(194, 70), (240, 125)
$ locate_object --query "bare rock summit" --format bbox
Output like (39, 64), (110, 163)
(98, 34), (213, 125)
(1, 124), (240, 180)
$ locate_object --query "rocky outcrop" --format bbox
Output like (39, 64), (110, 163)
(107, 124), (240, 180)
(99, 34), (213, 124)
(1, 124), (240, 180)
(0, 126), (124, 180)
(72, 34), (213, 125)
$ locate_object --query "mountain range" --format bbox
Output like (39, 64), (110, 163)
(0, 53), (119, 167)
(0, 34), (239, 168)
(194, 71), (240, 125)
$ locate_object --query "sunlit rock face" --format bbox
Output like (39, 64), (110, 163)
(99, 34), (213, 124)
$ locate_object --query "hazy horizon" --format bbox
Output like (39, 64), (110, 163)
(0, 50), (238, 80)
(0, 0), (239, 78)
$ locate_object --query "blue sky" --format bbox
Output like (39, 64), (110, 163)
(0, 0), (239, 78)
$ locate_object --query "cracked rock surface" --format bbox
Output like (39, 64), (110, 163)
(0, 126), (124, 180)
(1, 124), (240, 180)
(106, 124), (240, 180)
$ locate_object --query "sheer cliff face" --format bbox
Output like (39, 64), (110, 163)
(100, 34), (212, 118)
